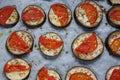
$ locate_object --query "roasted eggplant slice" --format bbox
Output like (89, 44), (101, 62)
(66, 66), (97, 80)
(4, 58), (31, 80)
(39, 32), (63, 56)
(6, 30), (34, 55)
(107, 0), (120, 5)
(72, 32), (104, 60)
(107, 6), (120, 29)
(106, 30), (120, 56)
(106, 65), (120, 80)
(74, 1), (103, 29)
(22, 5), (46, 28)
(37, 67), (61, 80)
(0, 5), (19, 27)
(48, 3), (72, 28)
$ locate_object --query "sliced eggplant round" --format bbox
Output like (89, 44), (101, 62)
(37, 67), (61, 80)
(22, 5), (46, 28)
(66, 66), (97, 80)
(72, 32), (104, 60)
(107, 0), (120, 5)
(6, 30), (34, 55)
(0, 5), (19, 27)
(4, 58), (31, 80)
(39, 32), (63, 56)
(48, 3), (72, 28)
(106, 65), (120, 80)
(106, 30), (120, 56)
(74, 1), (103, 29)
(107, 6), (120, 29)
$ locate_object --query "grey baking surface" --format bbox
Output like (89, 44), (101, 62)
(0, 0), (119, 80)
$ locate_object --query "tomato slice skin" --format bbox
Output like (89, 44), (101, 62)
(22, 7), (44, 21)
(110, 69), (120, 80)
(51, 4), (69, 26)
(0, 6), (15, 25)
(38, 67), (56, 80)
(4, 64), (30, 73)
(80, 2), (98, 25)
(39, 36), (63, 50)
(109, 9), (120, 21)
(75, 33), (98, 54)
(8, 32), (31, 53)
(70, 72), (93, 80)
(110, 38), (120, 53)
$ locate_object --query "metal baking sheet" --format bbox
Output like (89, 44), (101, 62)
(0, 0), (119, 80)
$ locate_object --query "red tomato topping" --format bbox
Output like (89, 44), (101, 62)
(0, 6), (15, 25)
(51, 4), (69, 26)
(75, 33), (98, 54)
(81, 2), (98, 24)
(110, 69), (120, 80)
(8, 32), (31, 53)
(4, 64), (30, 73)
(38, 67), (56, 80)
(109, 9), (120, 21)
(70, 72), (93, 80)
(110, 38), (120, 53)
(39, 36), (63, 50)
(22, 7), (44, 21)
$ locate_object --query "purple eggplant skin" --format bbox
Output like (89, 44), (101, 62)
(106, 6), (120, 29)
(65, 66), (98, 80)
(105, 65), (120, 80)
(105, 30), (120, 57)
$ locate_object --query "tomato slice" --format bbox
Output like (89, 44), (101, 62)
(39, 36), (63, 50)
(110, 38), (120, 53)
(4, 64), (30, 73)
(51, 4), (69, 26)
(38, 67), (56, 80)
(110, 69), (120, 80)
(8, 32), (31, 53)
(81, 2), (98, 24)
(109, 9), (120, 21)
(70, 72), (93, 80)
(75, 33), (98, 54)
(22, 7), (44, 21)
(0, 6), (15, 25)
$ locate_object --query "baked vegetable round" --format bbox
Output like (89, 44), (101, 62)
(74, 1), (103, 28)
(72, 32), (104, 60)
(22, 5), (46, 28)
(0, 5), (19, 27)
(106, 65), (120, 80)
(66, 66), (97, 80)
(4, 58), (31, 80)
(37, 67), (61, 80)
(6, 30), (34, 55)
(106, 30), (120, 56)
(39, 32), (63, 56)
(107, 6), (120, 29)
(107, 0), (120, 5)
(48, 3), (72, 27)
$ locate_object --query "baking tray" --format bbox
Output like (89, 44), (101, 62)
(0, 0), (119, 80)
